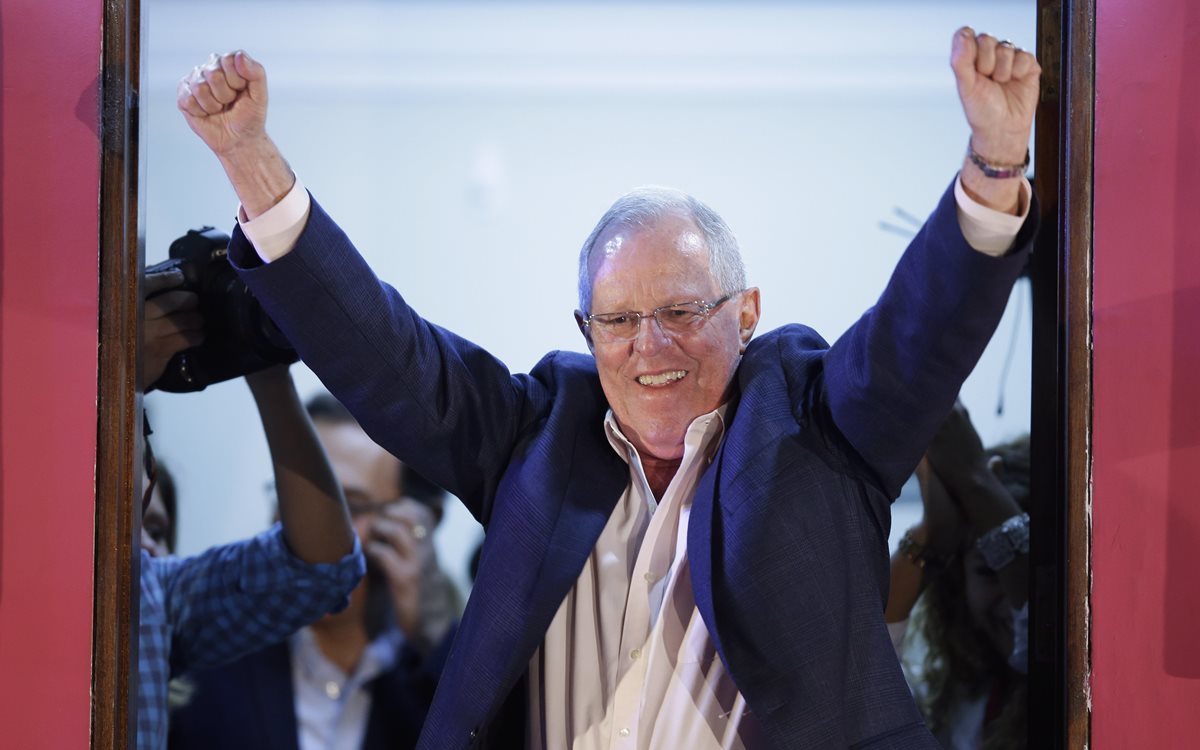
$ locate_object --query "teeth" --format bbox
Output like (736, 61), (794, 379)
(637, 370), (687, 386)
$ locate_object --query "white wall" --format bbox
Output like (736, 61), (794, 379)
(144, 0), (1035, 592)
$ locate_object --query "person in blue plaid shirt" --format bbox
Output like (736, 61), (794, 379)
(137, 268), (366, 750)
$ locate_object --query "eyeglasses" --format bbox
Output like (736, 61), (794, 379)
(582, 292), (738, 343)
(344, 490), (406, 518)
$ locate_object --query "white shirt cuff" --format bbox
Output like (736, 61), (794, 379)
(953, 174), (1032, 257)
(237, 175), (312, 264)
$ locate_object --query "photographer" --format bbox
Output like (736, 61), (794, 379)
(137, 267), (365, 750)
(168, 394), (459, 750)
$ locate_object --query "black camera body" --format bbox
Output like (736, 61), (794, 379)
(148, 226), (298, 392)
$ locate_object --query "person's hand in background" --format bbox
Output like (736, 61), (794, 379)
(144, 267), (203, 388)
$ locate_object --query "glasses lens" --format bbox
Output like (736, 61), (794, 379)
(348, 499), (408, 517)
(591, 312), (640, 341)
(655, 303), (707, 334)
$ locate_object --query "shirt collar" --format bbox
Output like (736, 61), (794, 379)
(292, 625), (405, 686)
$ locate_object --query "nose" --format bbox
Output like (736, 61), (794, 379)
(633, 313), (671, 354)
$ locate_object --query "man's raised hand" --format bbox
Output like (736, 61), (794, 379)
(177, 51), (269, 158)
(177, 51), (292, 219)
(951, 28), (1041, 167)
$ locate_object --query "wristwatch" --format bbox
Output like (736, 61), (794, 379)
(975, 512), (1031, 571)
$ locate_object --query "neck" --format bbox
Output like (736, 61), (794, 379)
(642, 454), (682, 499)
(309, 608), (368, 675)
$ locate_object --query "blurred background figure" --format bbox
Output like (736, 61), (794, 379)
(141, 460), (177, 559)
(885, 403), (1031, 750)
(168, 394), (458, 750)
(139, 268), (364, 750)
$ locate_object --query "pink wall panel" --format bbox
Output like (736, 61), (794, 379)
(1093, 0), (1200, 745)
(0, 0), (102, 747)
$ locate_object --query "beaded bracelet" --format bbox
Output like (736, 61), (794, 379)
(967, 137), (1030, 179)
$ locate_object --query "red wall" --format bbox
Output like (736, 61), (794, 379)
(1092, 0), (1200, 745)
(0, 0), (102, 746)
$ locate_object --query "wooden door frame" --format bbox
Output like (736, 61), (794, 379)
(90, 1), (1098, 747)
(93, 0), (144, 746)
(1031, 0), (1093, 747)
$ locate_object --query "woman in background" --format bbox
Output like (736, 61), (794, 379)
(886, 404), (1031, 750)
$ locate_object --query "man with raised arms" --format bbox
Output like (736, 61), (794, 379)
(178, 27), (1039, 748)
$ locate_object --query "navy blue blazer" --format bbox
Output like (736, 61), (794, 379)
(167, 630), (452, 750)
(231, 181), (1035, 749)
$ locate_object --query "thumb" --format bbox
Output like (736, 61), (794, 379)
(949, 27), (977, 95)
(233, 50), (268, 105)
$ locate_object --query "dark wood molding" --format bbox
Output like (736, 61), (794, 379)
(1031, 0), (1093, 747)
(93, 0), (143, 746)
(1029, 2), (1064, 740)
(1060, 0), (1094, 746)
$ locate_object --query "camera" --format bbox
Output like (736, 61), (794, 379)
(147, 227), (298, 392)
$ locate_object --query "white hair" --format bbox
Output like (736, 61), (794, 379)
(576, 186), (747, 313)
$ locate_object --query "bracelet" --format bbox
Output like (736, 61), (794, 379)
(898, 529), (953, 571)
(967, 137), (1030, 179)
(975, 512), (1031, 571)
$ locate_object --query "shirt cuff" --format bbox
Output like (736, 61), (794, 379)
(241, 524), (366, 608)
(237, 175), (312, 264)
(954, 174), (1032, 257)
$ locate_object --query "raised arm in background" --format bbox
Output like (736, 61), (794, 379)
(247, 365), (357, 564)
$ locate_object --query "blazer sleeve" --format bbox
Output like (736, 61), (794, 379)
(819, 178), (1037, 497)
(229, 195), (553, 521)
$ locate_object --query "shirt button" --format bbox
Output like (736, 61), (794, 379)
(643, 572), (655, 582)
(619, 728), (631, 737)
(324, 681), (341, 700)
(630, 648), (641, 660)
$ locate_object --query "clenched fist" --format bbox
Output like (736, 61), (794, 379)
(177, 50), (292, 219)
(951, 28), (1042, 165)
(177, 50), (269, 158)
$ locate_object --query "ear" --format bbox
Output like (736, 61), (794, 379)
(574, 310), (595, 353)
(737, 287), (761, 352)
(987, 454), (1005, 480)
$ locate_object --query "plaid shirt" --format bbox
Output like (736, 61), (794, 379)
(137, 524), (364, 750)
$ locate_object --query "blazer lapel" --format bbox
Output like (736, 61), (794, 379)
(689, 355), (795, 669)
(248, 641), (302, 750)
(421, 415), (627, 744)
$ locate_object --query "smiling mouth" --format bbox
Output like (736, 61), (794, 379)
(637, 370), (688, 386)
